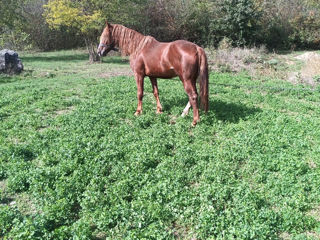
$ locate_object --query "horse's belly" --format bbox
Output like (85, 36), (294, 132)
(148, 72), (177, 79)
(146, 66), (177, 79)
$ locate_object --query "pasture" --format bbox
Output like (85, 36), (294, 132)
(1, 50), (320, 239)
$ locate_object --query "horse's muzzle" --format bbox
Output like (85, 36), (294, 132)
(97, 49), (104, 57)
(97, 47), (106, 57)
(97, 42), (113, 57)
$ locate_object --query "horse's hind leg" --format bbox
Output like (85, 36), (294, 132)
(183, 80), (199, 125)
(181, 101), (191, 117)
(134, 73), (144, 116)
(150, 77), (162, 114)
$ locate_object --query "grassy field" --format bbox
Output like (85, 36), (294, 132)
(1, 49), (320, 239)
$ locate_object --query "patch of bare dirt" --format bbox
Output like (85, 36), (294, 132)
(308, 205), (320, 221)
(294, 52), (320, 61)
(54, 106), (75, 116)
(100, 67), (133, 78)
(0, 179), (7, 191)
(289, 52), (320, 86)
(171, 221), (197, 240)
(279, 232), (291, 240)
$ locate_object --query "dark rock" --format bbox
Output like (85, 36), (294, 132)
(0, 49), (24, 74)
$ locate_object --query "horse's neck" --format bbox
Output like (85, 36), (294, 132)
(133, 36), (155, 54)
(112, 25), (155, 56)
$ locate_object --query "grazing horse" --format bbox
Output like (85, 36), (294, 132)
(97, 22), (209, 125)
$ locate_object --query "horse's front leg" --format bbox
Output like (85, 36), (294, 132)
(134, 73), (144, 116)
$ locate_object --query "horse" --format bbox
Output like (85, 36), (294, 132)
(97, 22), (209, 125)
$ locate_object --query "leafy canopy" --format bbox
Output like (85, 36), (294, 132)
(44, 0), (103, 35)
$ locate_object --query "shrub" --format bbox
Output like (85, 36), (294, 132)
(218, 0), (261, 46)
(256, 0), (320, 50)
(208, 45), (269, 73)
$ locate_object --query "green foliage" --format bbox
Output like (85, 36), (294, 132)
(2, 0), (320, 51)
(0, 0), (23, 29)
(0, 206), (22, 236)
(44, 0), (147, 37)
(289, 10), (320, 49)
(0, 0), (83, 51)
(256, 0), (320, 50)
(1, 50), (320, 239)
(184, 0), (214, 45)
(44, 0), (104, 61)
(24, 0), (83, 51)
(0, 29), (32, 50)
(43, 0), (147, 61)
(144, 0), (212, 44)
(0, 0), (30, 50)
(44, 0), (103, 35)
(218, 0), (261, 46)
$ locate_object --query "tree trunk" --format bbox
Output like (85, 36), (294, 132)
(85, 38), (100, 63)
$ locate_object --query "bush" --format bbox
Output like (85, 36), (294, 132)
(256, 0), (320, 50)
(208, 44), (269, 73)
(218, 0), (261, 46)
(0, 0), (83, 51)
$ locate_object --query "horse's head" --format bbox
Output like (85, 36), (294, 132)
(97, 22), (114, 57)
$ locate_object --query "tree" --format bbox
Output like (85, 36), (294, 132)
(0, 0), (27, 50)
(44, 0), (147, 62)
(0, 0), (23, 29)
(143, 0), (214, 45)
(44, 0), (103, 62)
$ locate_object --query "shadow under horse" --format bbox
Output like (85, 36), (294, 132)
(97, 22), (209, 126)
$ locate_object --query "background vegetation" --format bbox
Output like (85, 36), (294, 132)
(1, 0), (320, 54)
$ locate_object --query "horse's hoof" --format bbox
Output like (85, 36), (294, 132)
(181, 111), (188, 117)
(156, 110), (163, 114)
(192, 119), (199, 126)
(134, 111), (142, 116)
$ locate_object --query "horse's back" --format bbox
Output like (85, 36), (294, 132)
(171, 40), (198, 51)
(135, 39), (201, 78)
(135, 41), (175, 78)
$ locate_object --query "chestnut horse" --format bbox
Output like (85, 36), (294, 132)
(97, 22), (209, 125)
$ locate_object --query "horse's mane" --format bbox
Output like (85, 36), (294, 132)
(111, 24), (155, 57)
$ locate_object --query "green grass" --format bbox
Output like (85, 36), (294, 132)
(1, 50), (320, 239)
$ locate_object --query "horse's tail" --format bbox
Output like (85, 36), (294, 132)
(197, 47), (209, 112)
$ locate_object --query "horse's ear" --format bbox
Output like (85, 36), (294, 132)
(105, 21), (113, 32)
